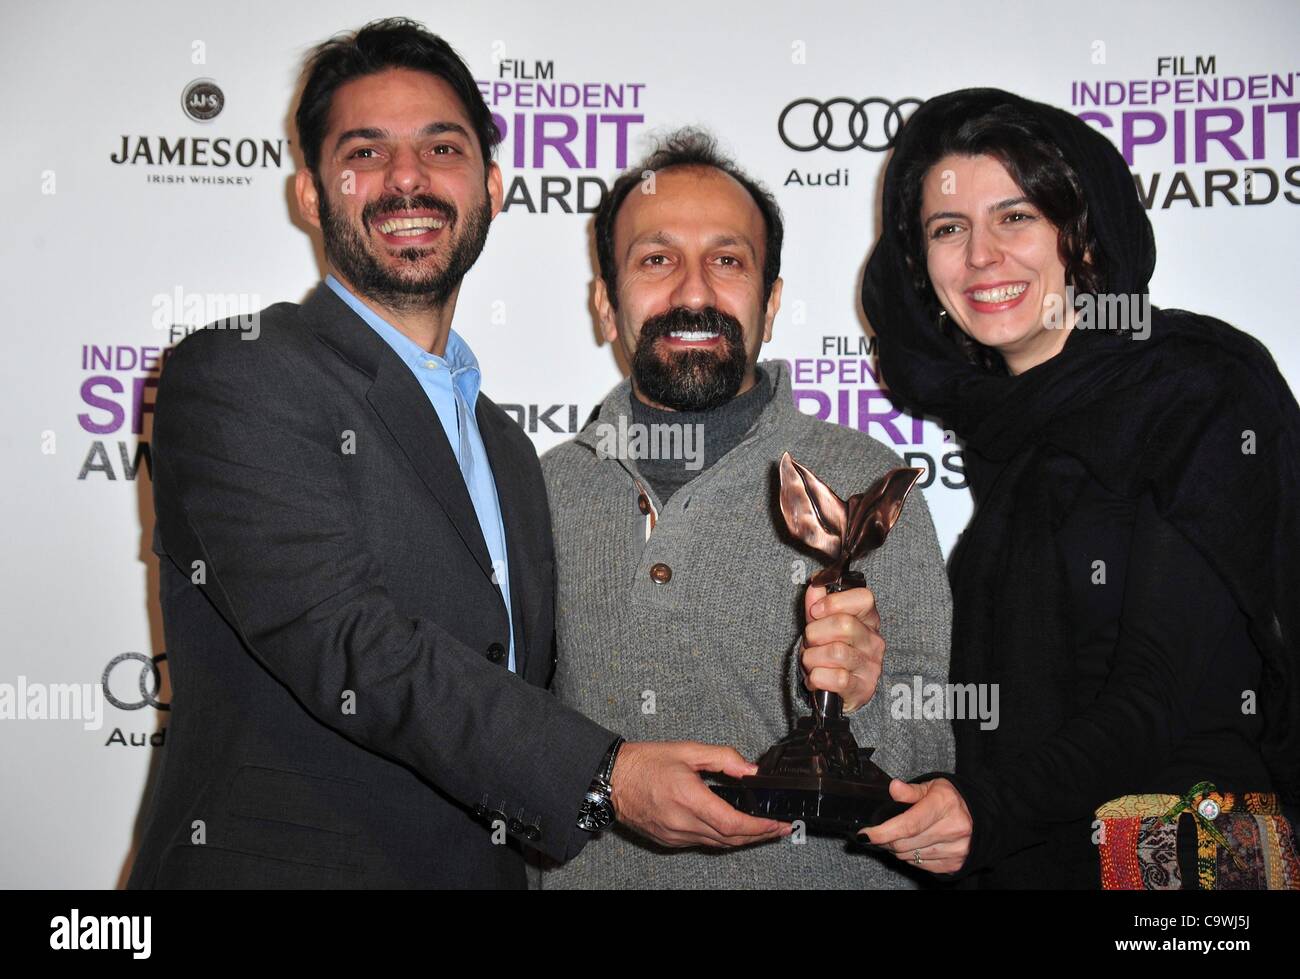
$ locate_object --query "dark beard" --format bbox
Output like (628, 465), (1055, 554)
(317, 182), (491, 312)
(631, 306), (748, 412)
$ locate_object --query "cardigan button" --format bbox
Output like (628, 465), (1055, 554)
(637, 493), (651, 515)
(649, 563), (672, 584)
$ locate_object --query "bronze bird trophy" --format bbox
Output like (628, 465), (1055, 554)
(713, 452), (925, 836)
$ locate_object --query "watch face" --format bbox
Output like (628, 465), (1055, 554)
(579, 792), (615, 831)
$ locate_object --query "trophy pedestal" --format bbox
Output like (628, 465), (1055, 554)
(712, 714), (905, 835)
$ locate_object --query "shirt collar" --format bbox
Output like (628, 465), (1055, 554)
(325, 274), (482, 407)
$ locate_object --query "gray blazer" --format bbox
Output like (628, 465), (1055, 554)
(127, 282), (613, 889)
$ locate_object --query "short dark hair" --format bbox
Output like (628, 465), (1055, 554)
(294, 18), (499, 178)
(594, 128), (783, 309)
(894, 101), (1106, 373)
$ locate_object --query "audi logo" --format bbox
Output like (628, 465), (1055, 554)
(102, 652), (170, 711)
(778, 97), (923, 152)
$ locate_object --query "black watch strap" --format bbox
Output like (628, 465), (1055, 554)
(597, 736), (625, 785)
(575, 736), (624, 833)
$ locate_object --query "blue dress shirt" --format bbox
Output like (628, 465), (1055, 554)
(326, 275), (517, 673)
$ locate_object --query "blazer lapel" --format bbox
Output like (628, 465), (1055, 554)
(476, 400), (540, 679)
(300, 284), (496, 582)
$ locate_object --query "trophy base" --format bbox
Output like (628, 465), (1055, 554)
(712, 773), (906, 836)
(711, 711), (909, 836)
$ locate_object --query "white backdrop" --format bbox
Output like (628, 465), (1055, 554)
(1, 0), (1296, 888)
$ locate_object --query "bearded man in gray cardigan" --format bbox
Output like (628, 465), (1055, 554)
(538, 129), (955, 889)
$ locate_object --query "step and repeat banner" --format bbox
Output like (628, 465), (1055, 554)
(1, 0), (1296, 887)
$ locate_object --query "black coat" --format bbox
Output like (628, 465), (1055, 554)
(943, 448), (1272, 888)
(862, 87), (1300, 888)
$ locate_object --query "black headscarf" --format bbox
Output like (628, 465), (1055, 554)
(862, 88), (1300, 882)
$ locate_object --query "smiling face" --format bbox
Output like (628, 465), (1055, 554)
(295, 67), (503, 313)
(596, 165), (781, 411)
(921, 153), (1073, 374)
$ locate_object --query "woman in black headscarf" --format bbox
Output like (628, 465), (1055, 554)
(857, 87), (1300, 889)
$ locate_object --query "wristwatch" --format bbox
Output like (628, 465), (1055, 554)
(577, 737), (625, 832)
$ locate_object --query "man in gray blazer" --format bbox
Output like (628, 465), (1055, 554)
(539, 130), (956, 888)
(127, 20), (785, 889)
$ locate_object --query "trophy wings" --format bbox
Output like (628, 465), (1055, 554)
(778, 452), (925, 587)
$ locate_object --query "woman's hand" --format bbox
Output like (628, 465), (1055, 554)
(859, 777), (973, 874)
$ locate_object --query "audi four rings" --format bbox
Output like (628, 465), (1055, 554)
(778, 97), (923, 151)
(102, 652), (169, 711)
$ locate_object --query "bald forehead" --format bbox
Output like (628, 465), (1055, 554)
(658, 164), (751, 201)
(614, 164), (766, 260)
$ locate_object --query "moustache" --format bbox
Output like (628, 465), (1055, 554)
(361, 194), (457, 232)
(638, 306), (744, 345)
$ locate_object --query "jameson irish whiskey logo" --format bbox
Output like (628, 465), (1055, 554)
(181, 78), (224, 122)
(110, 76), (287, 185)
